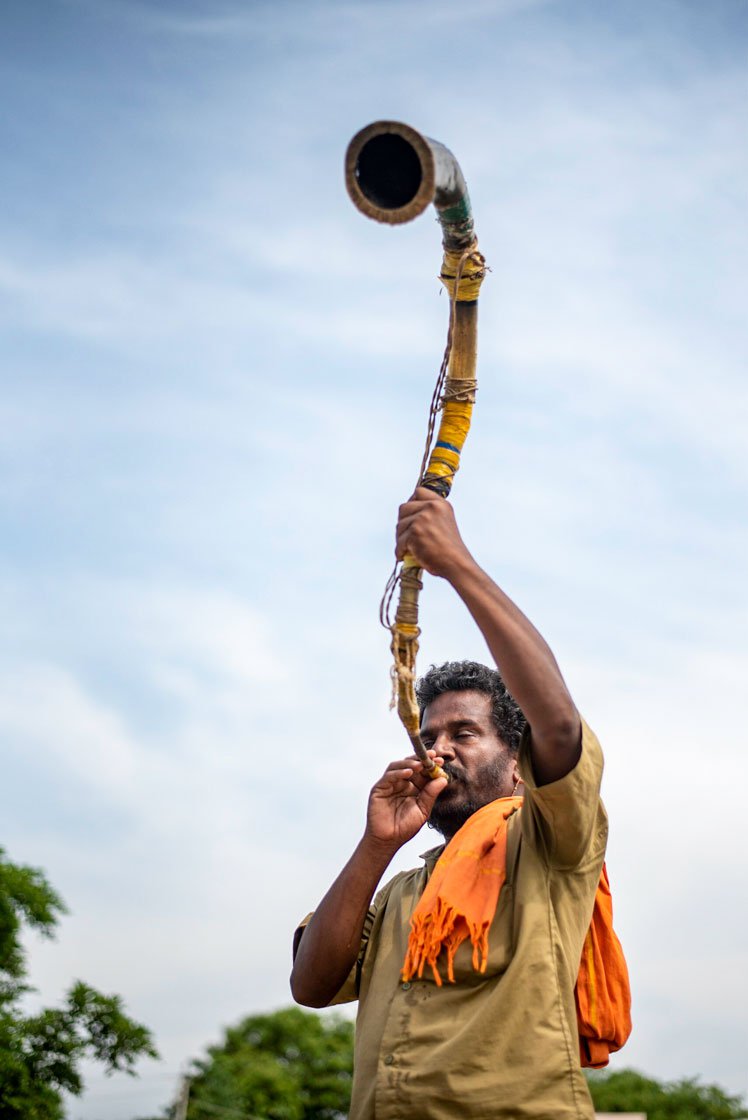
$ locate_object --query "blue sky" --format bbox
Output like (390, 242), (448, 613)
(2, 0), (747, 1116)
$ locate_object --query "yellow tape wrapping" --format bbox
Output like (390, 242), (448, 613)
(439, 247), (486, 302)
(425, 400), (474, 482)
(386, 237), (486, 775)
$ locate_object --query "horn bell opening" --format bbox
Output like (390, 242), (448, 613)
(345, 120), (435, 225)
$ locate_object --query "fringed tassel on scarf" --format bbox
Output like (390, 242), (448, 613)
(402, 797), (521, 986)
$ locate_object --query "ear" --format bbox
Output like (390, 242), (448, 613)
(511, 761), (523, 796)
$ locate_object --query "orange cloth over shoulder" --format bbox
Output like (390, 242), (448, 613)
(402, 797), (631, 1068)
(575, 862), (632, 1067)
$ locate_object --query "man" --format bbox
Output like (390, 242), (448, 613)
(291, 488), (608, 1119)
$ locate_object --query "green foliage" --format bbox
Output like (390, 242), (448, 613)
(0, 845), (67, 1002)
(186, 1007), (354, 1120)
(587, 1068), (747, 1119)
(0, 846), (158, 1120)
(181, 1006), (748, 1120)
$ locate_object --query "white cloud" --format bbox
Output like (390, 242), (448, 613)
(0, 664), (139, 792)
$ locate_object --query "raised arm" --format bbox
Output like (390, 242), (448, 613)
(290, 752), (447, 1007)
(396, 488), (581, 785)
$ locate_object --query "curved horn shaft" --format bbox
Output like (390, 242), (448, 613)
(346, 121), (486, 777)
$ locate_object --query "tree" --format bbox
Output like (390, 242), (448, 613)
(587, 1068), (747, 1119)
(0, 846), (158, 1119)
(185, 1007), (354, 1120)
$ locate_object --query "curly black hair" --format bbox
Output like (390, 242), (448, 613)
(415, 660), (526, 755)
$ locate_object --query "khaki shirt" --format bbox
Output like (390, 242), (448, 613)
(299, 720), (607, 1120)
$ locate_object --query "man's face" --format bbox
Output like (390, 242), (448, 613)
(420, 689), (517, 841)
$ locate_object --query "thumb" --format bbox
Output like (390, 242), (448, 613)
(419, 775), (449, 811)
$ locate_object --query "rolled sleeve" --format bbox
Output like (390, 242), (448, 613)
(518, 717), (606, 869)
(292, 901), (378, 1007)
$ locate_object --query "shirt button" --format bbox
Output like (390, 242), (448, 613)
(401, 981), (411, 990)
(384, 1054), (394, 1066)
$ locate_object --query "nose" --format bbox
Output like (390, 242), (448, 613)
(431, 731), (455, 761)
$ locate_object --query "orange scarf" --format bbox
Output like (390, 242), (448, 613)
(575, 862), (632, 1067)
(402, 797), (631, 1068)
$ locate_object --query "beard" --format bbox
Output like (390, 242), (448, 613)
(428, 755), (514, 841)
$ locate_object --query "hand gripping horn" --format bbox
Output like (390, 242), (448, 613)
(345, 121), (487, 779)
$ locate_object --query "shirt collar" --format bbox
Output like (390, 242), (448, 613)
(419, 843), (445, 868)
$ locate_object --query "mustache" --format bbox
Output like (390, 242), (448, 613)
(442, 761), (468, 783)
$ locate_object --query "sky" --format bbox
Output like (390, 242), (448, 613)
(2, 0), (747, 1115)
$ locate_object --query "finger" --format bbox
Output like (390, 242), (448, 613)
(397, 502), (437, 528)
(396, 761), (443, 797)
(395, 514), (425, 551)
(395, 506), (446, 554)
(396, 509), (424, 529)
(425, 775), (449, 796)
(395, 520), (431, 562)
(380, 759), (441, 784)
(383, 760), (440, 784)
(374, 764), (426, 793)
(401, 488), (444, 511)
(402, 771), (434, 794)
(375, 768), (415, 789)
(376, 778), (419, 797)
(397, 500), (423, 522)
(412, 486), (444, 503)
(372, 777), (419, 801)
(395, 531), (414, 563)
(407, 758), (445, 787)
(374, 756), (443, 794)
(416, 776), (449, 813)
(382, 757), (422, 774)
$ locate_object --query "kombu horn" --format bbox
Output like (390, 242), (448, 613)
(345, 121), (486, 779)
